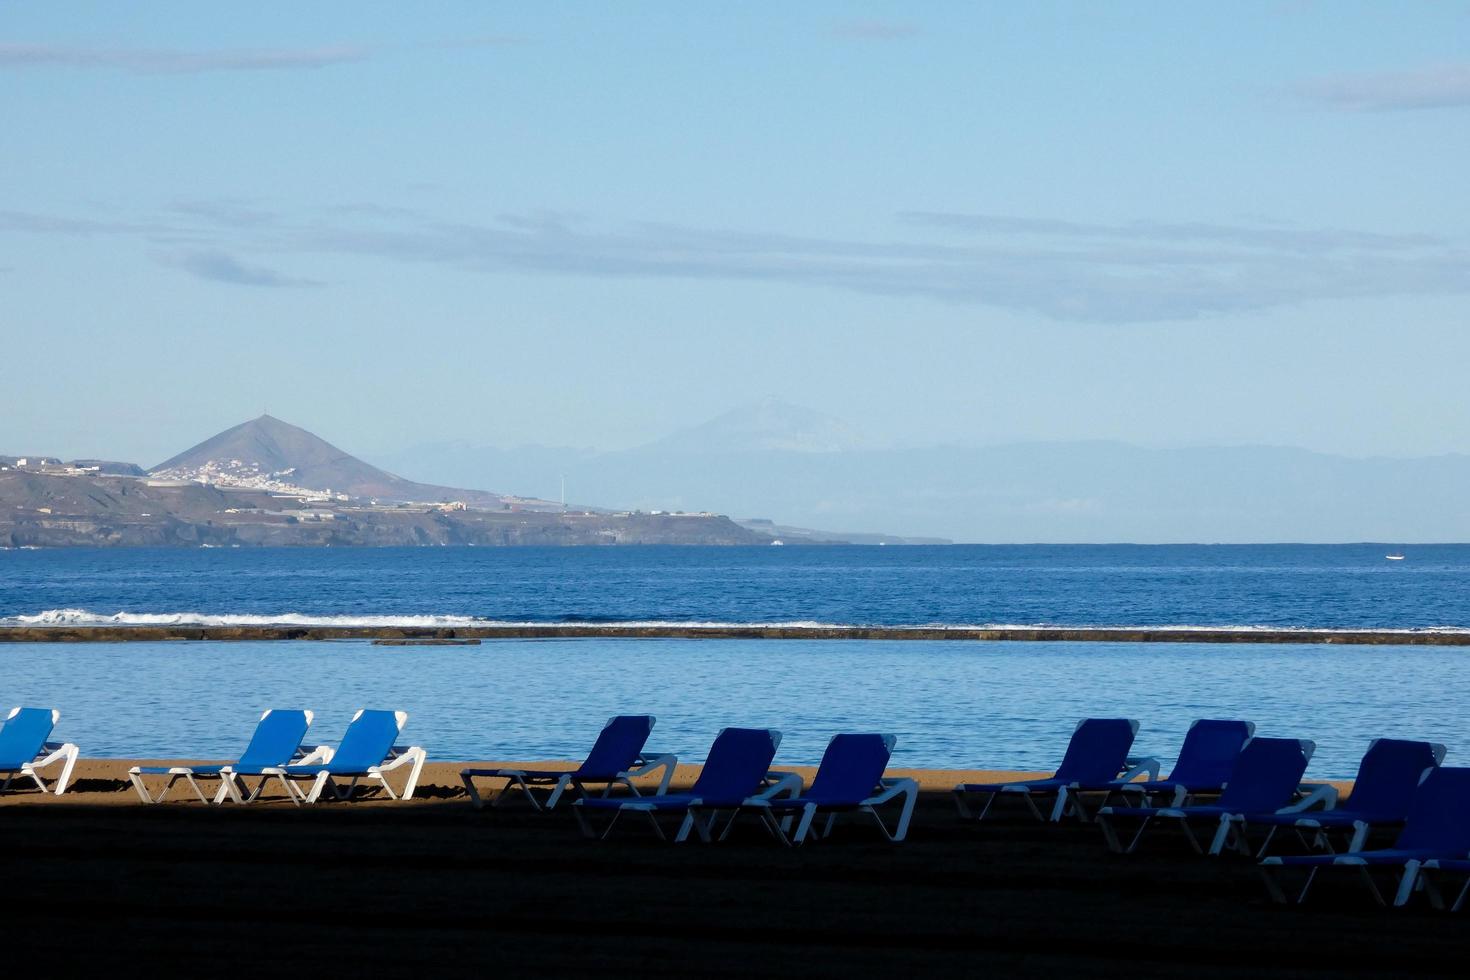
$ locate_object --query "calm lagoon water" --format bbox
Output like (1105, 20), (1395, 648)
(0, 637), (1464, 778)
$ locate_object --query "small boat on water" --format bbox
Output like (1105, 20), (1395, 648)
(1386, 553), (1406, 561)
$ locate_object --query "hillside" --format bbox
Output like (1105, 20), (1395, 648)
(152, 415), (556, 511)
(0, 469), (769, 547)
(0, 415), (779, 548)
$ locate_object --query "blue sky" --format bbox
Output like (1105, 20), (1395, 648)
(3, 2), (1469, 466)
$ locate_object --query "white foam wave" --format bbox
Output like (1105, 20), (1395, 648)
(9, 608), (489, 628)
(4, 608), (1469, 633)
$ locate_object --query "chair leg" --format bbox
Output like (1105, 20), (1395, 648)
(1260, 865), (1289, 904)
(543, 774), (572, 811)
(1359, 866), (1388, 907)
(791, 804), (818, 845)
(760, 809), (793, 846)
(1393, 861), (1422, 908)
(128, 771), (156, 804)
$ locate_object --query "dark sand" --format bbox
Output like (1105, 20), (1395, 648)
(0, 761), (1457, 976)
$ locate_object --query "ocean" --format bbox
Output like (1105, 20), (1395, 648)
(1, 544), (1466, 775)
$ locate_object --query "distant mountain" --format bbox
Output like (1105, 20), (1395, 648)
(152, 414), (557, 510)
(643, 399), (874, 454)
(375, 407), (1470, 543)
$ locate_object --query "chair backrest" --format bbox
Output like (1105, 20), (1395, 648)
(690, 727), (781, 804)
(330, 709), (405, 770)
(806, 733), (894, 805)
(1217, 737), (1312, 812)
(1343, 738), (1443, 818)
(1166, 719), (1254, 786)
(575, 715), (655, 778)
(1396, 767), (1470, 853)
(1054, 718), (1139, 783)
(236, 709), (314, 768)
(0, 707), (56, 768)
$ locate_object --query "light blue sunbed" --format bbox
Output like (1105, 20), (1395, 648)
(0, 707), (79, 796)
(127, 709), (326, 804)
(227, 709), (426, 805)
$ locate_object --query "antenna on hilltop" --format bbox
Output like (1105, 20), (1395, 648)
(560, 474), (566, 511)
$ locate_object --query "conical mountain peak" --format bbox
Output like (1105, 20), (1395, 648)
(149, 416), (510, 506)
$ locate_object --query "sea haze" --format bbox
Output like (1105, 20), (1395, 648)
(1, 544), (1464, 630)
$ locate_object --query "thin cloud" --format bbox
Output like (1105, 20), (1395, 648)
(830, 19), (918, 41)
(0, 42), (370, 74)
(282, 210), (1468, 323)
(6, 201), (1466, 321)
(167, 249), (320, 288)
(1291, 63), (1470, 111)
(170, 198), (277, 228)
(902, 211), (1444, 252)
(0, 208), (163, 236)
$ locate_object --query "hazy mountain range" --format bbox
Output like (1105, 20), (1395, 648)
(373, 400), (1470, 543)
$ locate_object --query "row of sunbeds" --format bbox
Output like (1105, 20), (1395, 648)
(952, 717), (1470, 911)
(462, 719), (919, 845)
(10, 705), (1470, 905)
(1, 707), (917, 846)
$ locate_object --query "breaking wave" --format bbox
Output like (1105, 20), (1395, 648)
(5, 608), (1470, 634)
(9, 608), (490, 628)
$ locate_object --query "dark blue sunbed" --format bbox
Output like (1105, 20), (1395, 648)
(1261, 766), (1470, 906)
(1083, 719), (1254, 810)
(953, 718), (1141, 823)
(460, 714), (675, 810)
(1249, 738), (1445, 857)
(1096, 736), (1313, 855)
(741, 733), (917, 845)
(573, 726), (782, 841)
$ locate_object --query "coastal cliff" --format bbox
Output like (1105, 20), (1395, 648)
(0, 471), (771, 548)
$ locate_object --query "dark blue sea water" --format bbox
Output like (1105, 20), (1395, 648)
(1, 546), (1468, 776)
(2, 544), (1467, 628)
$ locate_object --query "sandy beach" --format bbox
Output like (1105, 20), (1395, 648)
(3, 759), (1453, 976)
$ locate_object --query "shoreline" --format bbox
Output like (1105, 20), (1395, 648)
(3, 759), (1358, 805)
(3, 623), (1469, 644)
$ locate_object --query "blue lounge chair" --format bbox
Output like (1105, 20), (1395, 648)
(1419, 857), (1470, 911)
(1250, 738), (1445, 857)
(1086, 719), (1255, 809)
(738, 733), (918, 845)
(231, 709), (426, 805)
(953, 718), (1141, 823)
(127, 709), (327, 804)
(459, 714), (676, 810)
(0, 707), (79, 796)
(1096, 737), (1314, 855)
(572, 727), (786, 841)
(1261, 766), (1470, 906)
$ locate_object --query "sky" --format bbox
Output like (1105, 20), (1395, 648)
(3, 2), (1469, 468)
